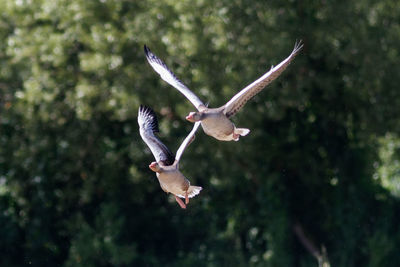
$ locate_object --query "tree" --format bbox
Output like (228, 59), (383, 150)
(0, 0), (400, 266)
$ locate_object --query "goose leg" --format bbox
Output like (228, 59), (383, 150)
(175, 195), (186, 209)
(185, 192), (189, 204)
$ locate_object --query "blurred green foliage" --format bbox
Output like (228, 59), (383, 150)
(1, 0), (400, 266)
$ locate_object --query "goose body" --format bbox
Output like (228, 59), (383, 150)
(198, 108), (236, 141)
(156, 164), (189, 196)
(155, 163), (201, 199)
(144, 41), (303, 141)
(138, 105), (202, 209)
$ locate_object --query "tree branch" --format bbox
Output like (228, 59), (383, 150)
(293, 222), (330, 267)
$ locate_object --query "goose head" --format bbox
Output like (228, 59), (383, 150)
(186, 111), (203, 122)
(149, 161), (162, 173)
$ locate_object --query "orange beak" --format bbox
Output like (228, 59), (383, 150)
(149, 162), (157, 170)
(186, 114), (193, 121)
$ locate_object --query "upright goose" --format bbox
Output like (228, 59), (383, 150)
(138, 105), (202, 209)
(144, 40), (303, 141)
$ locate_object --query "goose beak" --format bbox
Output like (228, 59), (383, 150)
(186, 114), (194, 122)
(149, 162), (157, 171)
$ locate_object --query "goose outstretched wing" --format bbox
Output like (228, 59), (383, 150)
(175, 122), (201, 163)
(138, 105), (175, 166)
(223, 40), (303, 118)
(144, 45), (205, 110)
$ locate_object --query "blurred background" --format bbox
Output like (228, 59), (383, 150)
(1, 0), (400, 266)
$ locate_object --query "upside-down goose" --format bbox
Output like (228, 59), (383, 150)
(144, 40), (303, 141)
(138, 105), (202, 209)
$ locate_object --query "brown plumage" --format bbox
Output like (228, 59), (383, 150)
(138, 105), (202, 209)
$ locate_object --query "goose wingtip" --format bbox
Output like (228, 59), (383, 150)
(144, 45), (154, 58)
(293, 39), (304, 53)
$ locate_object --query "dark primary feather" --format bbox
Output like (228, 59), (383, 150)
(139, 105), (160, 132)
(138, 105), (175, 166)
(144, 45), (165, 69)
(144, 45), (187, 90)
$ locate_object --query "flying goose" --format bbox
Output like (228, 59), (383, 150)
(138, 105), (202, 209)
(144, 40), (303, 141)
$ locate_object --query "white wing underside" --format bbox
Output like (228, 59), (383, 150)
(139, 128), (172, 164)
(223, 40), (303, 117)
(175, 122), (201, 162)
(145, 46), (205, 110)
